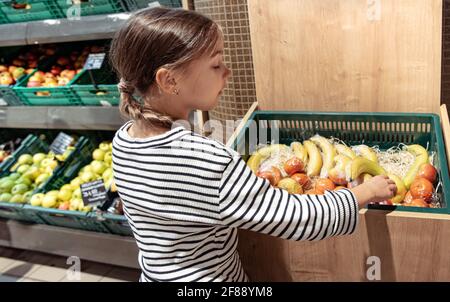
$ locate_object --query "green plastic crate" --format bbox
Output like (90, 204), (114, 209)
(0, 134), (48, 222)
(0, 85), (23, 106)
(23, 204), (95, 230)
(0, 134), (48, 177)
(0, 203), (34, 222)
(232, 111), (450, 215)
(70, 68), (119, 106)
(84, 211), (114, 233)
(0, 0), (63, 24)
(29, 136), (99, 230)
(56, 0), (126, 18)
(125, 0), (182, 10)
(13, 69), (82, 106)
(100, 213), (132, 236)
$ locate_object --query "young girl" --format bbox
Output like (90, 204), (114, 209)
(109, 7), (397, 282)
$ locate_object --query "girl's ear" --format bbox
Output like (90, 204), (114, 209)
(155, 68), (178, 95)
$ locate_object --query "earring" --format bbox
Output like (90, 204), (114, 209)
(173, 88), (179, 95)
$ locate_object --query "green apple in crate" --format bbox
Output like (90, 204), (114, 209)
(29, 141), (114, 212)
(0, 147), (75, 203)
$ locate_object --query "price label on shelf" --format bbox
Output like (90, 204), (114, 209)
(50, 132), (74, 155)
(83, 53), (106, 70)
(81, 179), (108, 205)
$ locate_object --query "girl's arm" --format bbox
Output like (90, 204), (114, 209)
(218, 155), (395, 241)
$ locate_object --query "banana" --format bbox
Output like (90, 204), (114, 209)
(291, 142), (308, 164)
(363, 173), (373, 182)
(246, 144), (289, 174)
(353, 145), (378, 162)
(335, 144), (357, 159)
(303, 140), (323, 177)
(328, 154), (352, 185)
(387, 174), (406, 204)
(403, 144), (429, 189)
(310, 135), (336, 177)
(350, 157), (387, 180)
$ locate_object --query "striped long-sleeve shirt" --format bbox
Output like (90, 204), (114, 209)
(112, 121), (359, 282)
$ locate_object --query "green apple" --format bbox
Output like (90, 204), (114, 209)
(46, 190), (59, 198)
(23, 191), (33, 202)
(0, 193), (12, 202)
(18, 154), (33, 165)
(80, 171), (95, 183)
(10, 194), (25, 203)
(72, 187), (81, 199)
(81, 205), (92, 212)
(8, 173), (21, 181)
(35, 173), (50, 185)
(23, 166), (40, 181)
(30, 193), (44, 207)
(78, 165), (92, 176)
(57, 189), (72, 202)
(99, 141), (111, 152)
(11, 183), (29, 195)
(60, 184), (73, 192)
(32, 153), (46, 165)
(104, 152), (112, 166)
(1, 179), (16, 193)
(42, 195), (57, 208)
(91, 160), (107, 175)
(15, 176), (32, 187)
(69, 198), (82, 211)
(40, 158), (58, 170)
(70, 177), (82, 190)
(17, 164), (31, 174)
(102, 168), (113, 181)
(92, 149), (105, 161)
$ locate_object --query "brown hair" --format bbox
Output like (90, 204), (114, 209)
(109, 7), (220, 127)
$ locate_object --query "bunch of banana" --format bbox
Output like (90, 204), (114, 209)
(246, 144), (290, 174)
(310, 135), (336, 178)
(291, 142), (308, 164)
(353, 145), (378, 162)
(350, 157), (387, 180)
(303, 140), (322, 177)
(403, 144), (429, 189)
(388, 174), (406, 204)
(335, 144), (356, 159)
(328, 154), (352, 185)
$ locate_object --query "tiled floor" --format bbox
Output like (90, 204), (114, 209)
(0, 247), (140, 282)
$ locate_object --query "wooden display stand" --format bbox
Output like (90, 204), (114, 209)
(230, 0), (450, 281)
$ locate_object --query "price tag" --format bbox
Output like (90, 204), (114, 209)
(81, 180), (108, 205)
(49, 132), (74, 155)
(83, 53), (106, 70)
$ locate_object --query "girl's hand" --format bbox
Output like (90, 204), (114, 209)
(350, 175), (397, 207)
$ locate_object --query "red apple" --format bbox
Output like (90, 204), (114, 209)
(50, 65), (62, 76)
(57, 56), (70, 66)
(27, 80), (42, 87)
(12, 59), (25, 67)
(283, 157), (305, 176)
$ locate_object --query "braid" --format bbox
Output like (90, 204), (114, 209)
(118, 78), (173, 127)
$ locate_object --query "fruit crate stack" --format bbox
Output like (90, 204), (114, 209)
(13, 43), (106, 106)
(70, 59), (120, 106)
(0, 0), (64, 24)
(232, 111), (450, 214)
(0, 45), (55, 106)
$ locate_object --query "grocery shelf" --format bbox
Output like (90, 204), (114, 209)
(0, 106), (125, 130)
(0, 13), (131, 46)
(0, 218), (139, 269)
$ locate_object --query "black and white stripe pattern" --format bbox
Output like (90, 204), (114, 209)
(112, 121), (359, 282)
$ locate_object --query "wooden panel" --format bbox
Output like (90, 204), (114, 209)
(248, 0), (442, 113)
(238, 210), (450, 281)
